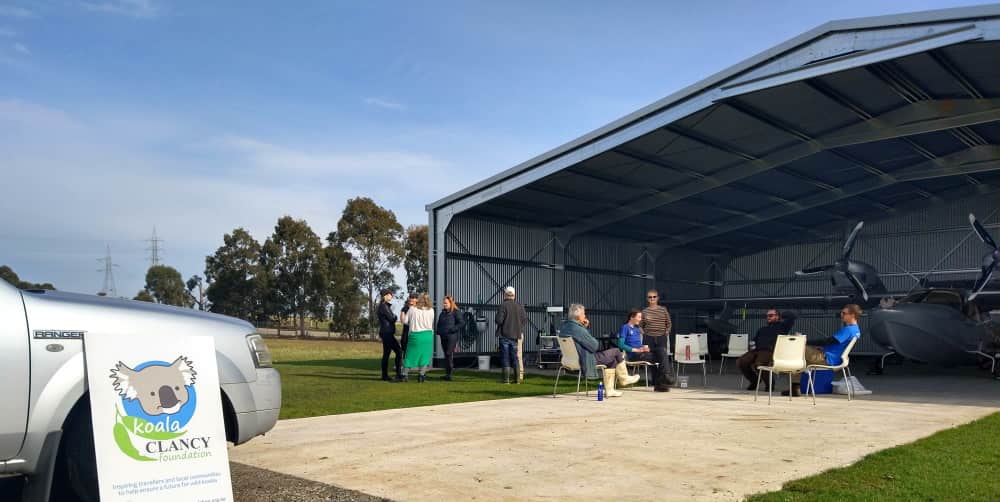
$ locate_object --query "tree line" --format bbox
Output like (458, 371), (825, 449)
(135, 197), (428, 337)
(1, 197), (427, 338)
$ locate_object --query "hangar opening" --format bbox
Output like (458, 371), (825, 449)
(426, 5), (1000, 364)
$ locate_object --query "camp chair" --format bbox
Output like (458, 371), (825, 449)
(806, 336), (859, 404)
(674, 334), (707, 387)
(755, 334), (807, 405)
(553, 336), (606, 400)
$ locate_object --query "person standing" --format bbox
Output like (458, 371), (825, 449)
(399, 293), (418, 356)
(640, 290), (675, 392)
(401, 293), (436, 383)
(376, 289), (402, 382)
(495, 286), (527, 384)
(617, 309), (674, 391)
(436, 294), (466, 381)
(736, 308), (797, 391)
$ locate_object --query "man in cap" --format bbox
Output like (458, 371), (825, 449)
(376, 288), (402, 382)
(495, 286), (527, 384)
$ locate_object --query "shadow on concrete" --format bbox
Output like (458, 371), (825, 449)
(231, 461), (389, 502)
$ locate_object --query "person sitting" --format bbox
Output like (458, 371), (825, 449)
(559, 303), (639, 397)
(617, 309), (675, 392)
(783, 304), (862, 396)
(737, 308), (797, 391)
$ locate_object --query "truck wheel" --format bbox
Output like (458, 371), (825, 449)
(53, 401), (99, 502)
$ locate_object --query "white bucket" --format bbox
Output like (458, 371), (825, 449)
(677, 375), (689, 388)
(477, 355), (491, 371)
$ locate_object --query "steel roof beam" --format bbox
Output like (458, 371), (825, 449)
(611, 145), (845, 226)
(929, 50), (984, 99)
(657, 144), (1000, 247)
(722, 100), (901, 212)
(559, 98), (1000, 237)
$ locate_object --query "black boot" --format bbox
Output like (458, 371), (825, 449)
(418, 374), (426, 383)
(442, 371), (453, 381)
(781, 383), (802, 397)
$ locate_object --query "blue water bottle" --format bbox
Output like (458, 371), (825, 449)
(597, 382), (605, 401)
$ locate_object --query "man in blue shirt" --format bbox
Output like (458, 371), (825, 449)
(783, 304), (862, 396)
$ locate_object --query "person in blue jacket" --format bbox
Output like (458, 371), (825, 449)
(617, 309), (675, 391)
(784, 303), (862, 396)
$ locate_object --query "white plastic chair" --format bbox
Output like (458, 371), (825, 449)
(625, 359), (659, 389)
(755, 334), (807, 404)
(806, 336), (859, 404)
(693, 332), (710, 367)
(673, 334), (707, 386)
(553, 336), (606, 400)
(718, 333), (749, 378)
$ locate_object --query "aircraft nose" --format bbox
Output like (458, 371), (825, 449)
(158, 385), (179, 409)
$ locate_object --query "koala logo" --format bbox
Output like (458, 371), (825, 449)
(110, 356), (197, 416)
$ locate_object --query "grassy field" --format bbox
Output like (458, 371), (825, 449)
(748, 411), (1000, 501)
(267, 337), (580, 419)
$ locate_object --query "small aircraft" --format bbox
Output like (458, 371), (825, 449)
(794, 221), (886, 303)
(867, 214), (998, 367)
(666, 215), (999, 372)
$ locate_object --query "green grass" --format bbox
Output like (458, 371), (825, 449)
(747, 411), (1000, 501)
(267, 338), (582, 419)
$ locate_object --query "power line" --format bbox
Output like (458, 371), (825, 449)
(97, 244), (119, 297)
(146, 227), (164, 267)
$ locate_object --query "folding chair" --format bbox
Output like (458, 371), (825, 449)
(673, 334), (707, 386)
(755, 334), (807, 405)
(553, 336), (605, 400)
(806, 336), (859, 404)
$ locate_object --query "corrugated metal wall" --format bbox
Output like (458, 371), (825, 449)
(723, 192), (999, 354)
(443, 216), (662, 357)
(442, 192), (997, 359)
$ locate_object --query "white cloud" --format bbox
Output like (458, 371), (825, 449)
(0, 99), (462, 296)
(364, 97), (405, 110)
(215, 135), (444, 176)
(13, 42), (28, 55)
(82, 0), (158, 18)
(0, 6), (33, 18)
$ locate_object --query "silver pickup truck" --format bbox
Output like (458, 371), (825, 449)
(0, 279), (281, 501)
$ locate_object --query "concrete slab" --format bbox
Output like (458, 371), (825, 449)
(229, 371), (999, 501)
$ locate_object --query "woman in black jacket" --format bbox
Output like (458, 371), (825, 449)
(436, 295), (466, 381)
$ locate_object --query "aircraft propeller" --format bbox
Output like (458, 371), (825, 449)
(704, 304), (739, 335)
(969, 213), (998, 301)
(795, 221), (870, 301)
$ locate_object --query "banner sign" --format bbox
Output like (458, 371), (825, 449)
(85, 334), (234, 502)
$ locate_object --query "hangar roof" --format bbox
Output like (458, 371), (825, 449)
(428, 4), (1000, 255)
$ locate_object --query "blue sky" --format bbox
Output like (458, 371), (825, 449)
(0, 0), (991, 297)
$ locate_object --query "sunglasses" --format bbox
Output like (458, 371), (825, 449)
(766, 314), (778, 317)
(647, 296), (658, 299)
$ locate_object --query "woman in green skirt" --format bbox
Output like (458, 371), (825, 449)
(401, 293), (435, 382)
